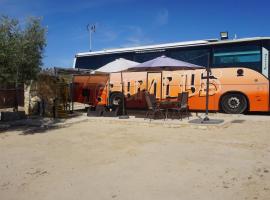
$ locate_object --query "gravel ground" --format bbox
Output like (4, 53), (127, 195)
(0, 113), (270, 200)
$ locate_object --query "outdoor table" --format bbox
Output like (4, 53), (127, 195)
(159, 99), (179, 119)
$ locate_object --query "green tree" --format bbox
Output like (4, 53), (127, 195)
(0, 16), (20, 84)
(0, 16), (46, 85)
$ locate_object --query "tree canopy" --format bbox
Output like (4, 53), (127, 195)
(0, 16), (46, 85)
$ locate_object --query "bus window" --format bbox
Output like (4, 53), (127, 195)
(134, 51), (166, 63)
(213, 45), (261, 72)
(166, 85), (170, 96)
(127, 82), (130, 92)
(153, 82), (157, 97)
(169, 48), (209, 67)
(264, 41), (270, 51)
(75, 53), (134, 69)
(75, 56), (100, 69)
(191, 74), (195, 86)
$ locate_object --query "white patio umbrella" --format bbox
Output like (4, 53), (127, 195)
(94, 58), (139, 73)
(126, 55), (203, 71)
(95, 58), (140, 118)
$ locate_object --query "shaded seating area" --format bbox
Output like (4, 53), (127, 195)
(144, 91), (190, 121)
(125, 55), (202, 121)
(144, 91), (166, 120)
(81, 55), (214, 122)
(168, 92), (190, 120)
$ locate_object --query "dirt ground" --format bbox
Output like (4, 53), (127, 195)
(0, 115), (270, 200)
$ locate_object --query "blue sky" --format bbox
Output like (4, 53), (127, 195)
(1, 0), (270, 67)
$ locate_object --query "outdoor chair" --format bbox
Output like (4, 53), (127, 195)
(144, 91), (166, 121)
(169, 92), (190, 120)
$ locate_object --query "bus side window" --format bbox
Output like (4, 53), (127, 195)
(127, 82), (130, 92)
(190, 74), (196, 93)
(82, 88), (89, 97)
(191, 74), (195, 86)
(153, 82), (157, 97)
(166, 84), (170, 96)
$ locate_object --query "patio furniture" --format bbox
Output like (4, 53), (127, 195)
(87, 105), (105, 117)
(159, 99), (179, 120)
(103, 106), (120, 117)
(144, 91), (166, 120)
(169, 92), (190, 120)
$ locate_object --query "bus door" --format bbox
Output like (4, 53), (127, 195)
(147, 72), (162, 99)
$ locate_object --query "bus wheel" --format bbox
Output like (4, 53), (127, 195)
(109, 92), (123, 107)
(221, 93), (248, 114)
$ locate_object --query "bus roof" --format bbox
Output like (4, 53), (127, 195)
(76, 37), (270, 57)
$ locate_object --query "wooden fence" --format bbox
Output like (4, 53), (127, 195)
(0, 87), (24, 109)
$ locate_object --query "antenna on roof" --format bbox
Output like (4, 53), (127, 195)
(87, 24), (96, 52)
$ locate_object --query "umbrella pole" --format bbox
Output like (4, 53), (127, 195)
(188, 53), (224, 125)
(203, 53), (210, 121)
(107, 75), (110, 107)
(119, 71), (129, 119)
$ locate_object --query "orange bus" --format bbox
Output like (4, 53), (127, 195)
(73, 37), (270, 114)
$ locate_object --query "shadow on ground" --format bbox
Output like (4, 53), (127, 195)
(120, 109), (193, 120)
(0, 112), (83, 135)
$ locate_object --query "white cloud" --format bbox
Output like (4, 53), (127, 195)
(79, 24), (153, 48)
(120, 25), (154, 47)
(96, 24), (119, 42)
(155, 8), (169, 26)
(71, 23), (154, 50)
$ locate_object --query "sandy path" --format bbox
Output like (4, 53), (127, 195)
(0, 118), (270, 200)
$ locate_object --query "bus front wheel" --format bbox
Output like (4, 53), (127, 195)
(109, 92), (123, 107)
(220, 93), (248, 114)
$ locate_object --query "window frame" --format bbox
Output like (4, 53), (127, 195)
(211, 41), (263, 73)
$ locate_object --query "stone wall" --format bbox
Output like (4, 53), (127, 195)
(24, 74), (70, 117)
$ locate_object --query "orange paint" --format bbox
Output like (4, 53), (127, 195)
(73, 67), (270, 112)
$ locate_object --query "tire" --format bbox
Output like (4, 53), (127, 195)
(109, 92), (123, 107)
(220, 93), (248, 114)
